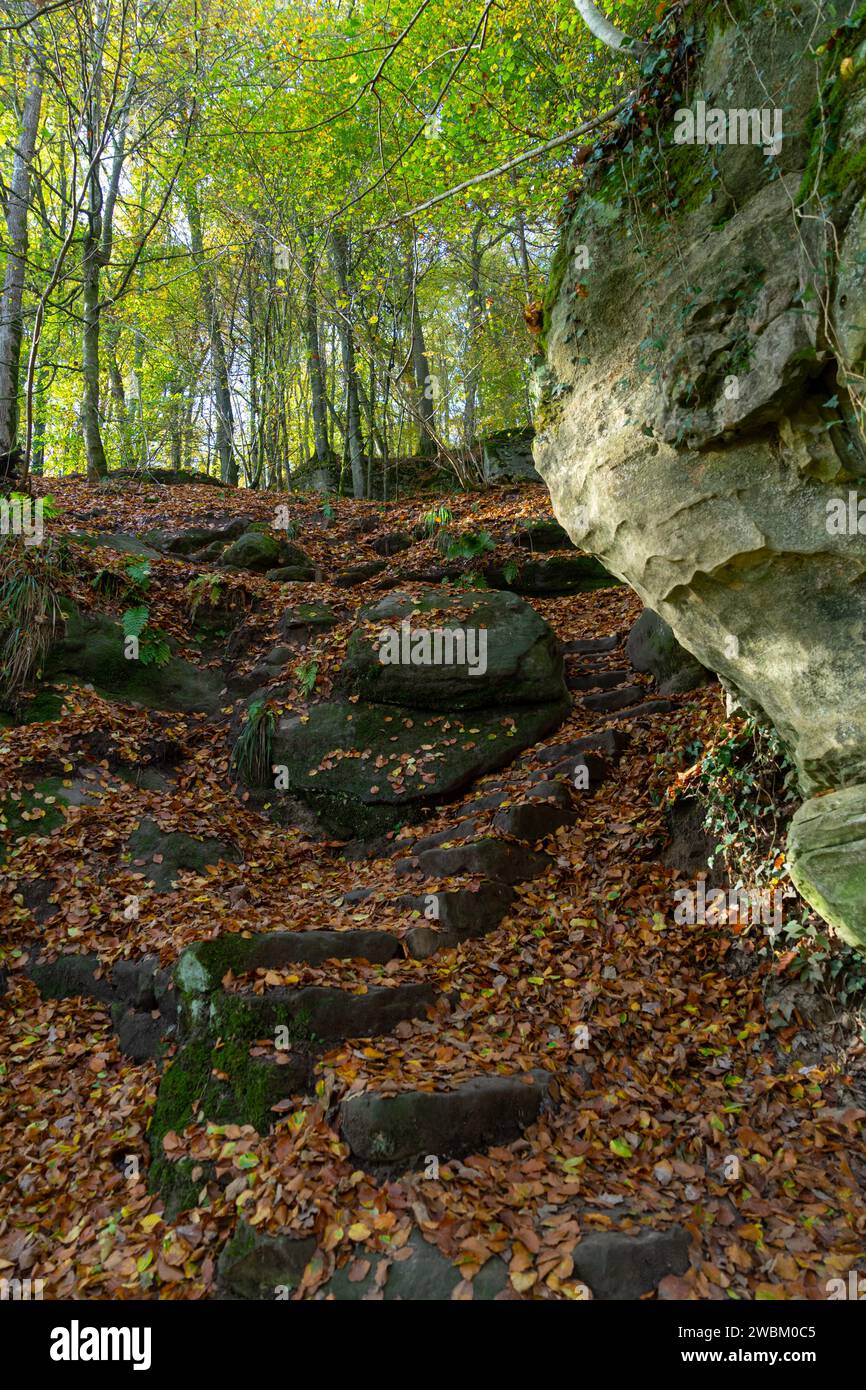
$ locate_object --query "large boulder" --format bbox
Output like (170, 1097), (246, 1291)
(788, 787), (866, 951)
(266, 696), (569, 838)
(45, 604), (225, 714)
(480, 426), (540, 483)
(218, 529), (311, 574)
(626, 609), (711, 695)
(143, 516), (252, 556)
(340, 588), (567, 711)
(533, 3), (866, 947)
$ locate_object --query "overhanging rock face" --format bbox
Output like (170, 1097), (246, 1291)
(533, 1), (866, 949)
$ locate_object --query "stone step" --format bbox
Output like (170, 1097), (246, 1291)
(216, 1218), (689, 1301)
(339, 1070), (554, 1165)
(398, 881), (514, 958)
(176, 929), (402, 1000)
(561, 634), (621, 655)
(534, 730), (629, 763)
(609, 697), (675, 721)
(393, 837), (552, 885)
(566, 667), (631, 692)
(492, 797), (576, 841)
(526, 754), (608, 792)
(208, 981), (439, 1044)
(581, 684), (643, 713)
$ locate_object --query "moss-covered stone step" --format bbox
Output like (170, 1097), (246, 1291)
(0, 778), (72, 866)
(215, 1217), (690, 1301)
(176, 928), (402, 1002)
(393, 837), (552, 885)
(217, 1221), (317, 1299)
(151, 1033), (311, 1147)
(124, 818), (242, 892)
(207, 981), (438, 1045)
(339, 1070), (554, 1165)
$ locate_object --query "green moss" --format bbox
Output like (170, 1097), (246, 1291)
(0, 778), (68, 865)
(798, 8), (866, 207)
(539, 237), (569, 356)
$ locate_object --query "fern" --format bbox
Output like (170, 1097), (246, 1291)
(436, 528), (495, 561)
(186, 573), (224, 620)
(295, 658), (319, 697)
(125, 559), (151, 590)
(122, 606), (150, 640)
(122, 605), (171, 667)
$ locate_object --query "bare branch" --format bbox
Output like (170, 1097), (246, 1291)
(573, 0), (649, 56)
(368, 95), (632, 229)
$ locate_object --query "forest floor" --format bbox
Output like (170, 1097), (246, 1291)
(1, 476), (864, 1301)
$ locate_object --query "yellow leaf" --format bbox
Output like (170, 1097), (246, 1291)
(348, 1222), (371, 1241)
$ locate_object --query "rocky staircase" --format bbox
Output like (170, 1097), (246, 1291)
(22, 611), (696, 1299)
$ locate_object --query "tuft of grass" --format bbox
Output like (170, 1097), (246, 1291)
(230, 698), (275, 786)
(0, 540), (64, 705)
(420, 503), (452, 536)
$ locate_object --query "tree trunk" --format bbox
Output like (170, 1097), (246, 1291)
(302, 240), (331, 473)
(187, 191), (236, 484)
(405, 243), (436, 458)
(82, 216), (109, 481)
(330, 229), (365, 498)
(0, 53), (43, 465)
(462, 221), (484, 447)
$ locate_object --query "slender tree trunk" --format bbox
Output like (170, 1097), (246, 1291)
(187, 191), (237, 483)
(31, 359), (47, 475)
(82, 212), (109, 480)
(330, 229), (365, 498)
(302, 239), (331, 471)
(405, 243), (436, 458)
(462, 221), (484, 447)
(0, 52), (43, 465)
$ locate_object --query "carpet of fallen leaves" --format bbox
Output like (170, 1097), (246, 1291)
(1, 476), (864, 1300)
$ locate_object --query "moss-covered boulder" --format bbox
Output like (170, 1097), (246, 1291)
(340, 588), (567, 711)
(487, 553), (619, 597)
(265, 696), (569, 838)
(218, 529), (310, 574)
(143, 517), (252, 556)
(788, 786), (866, 952)
(125, 818), (242, 892)
(44, 604), (225, 714)
(70, 530), (163, 560)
